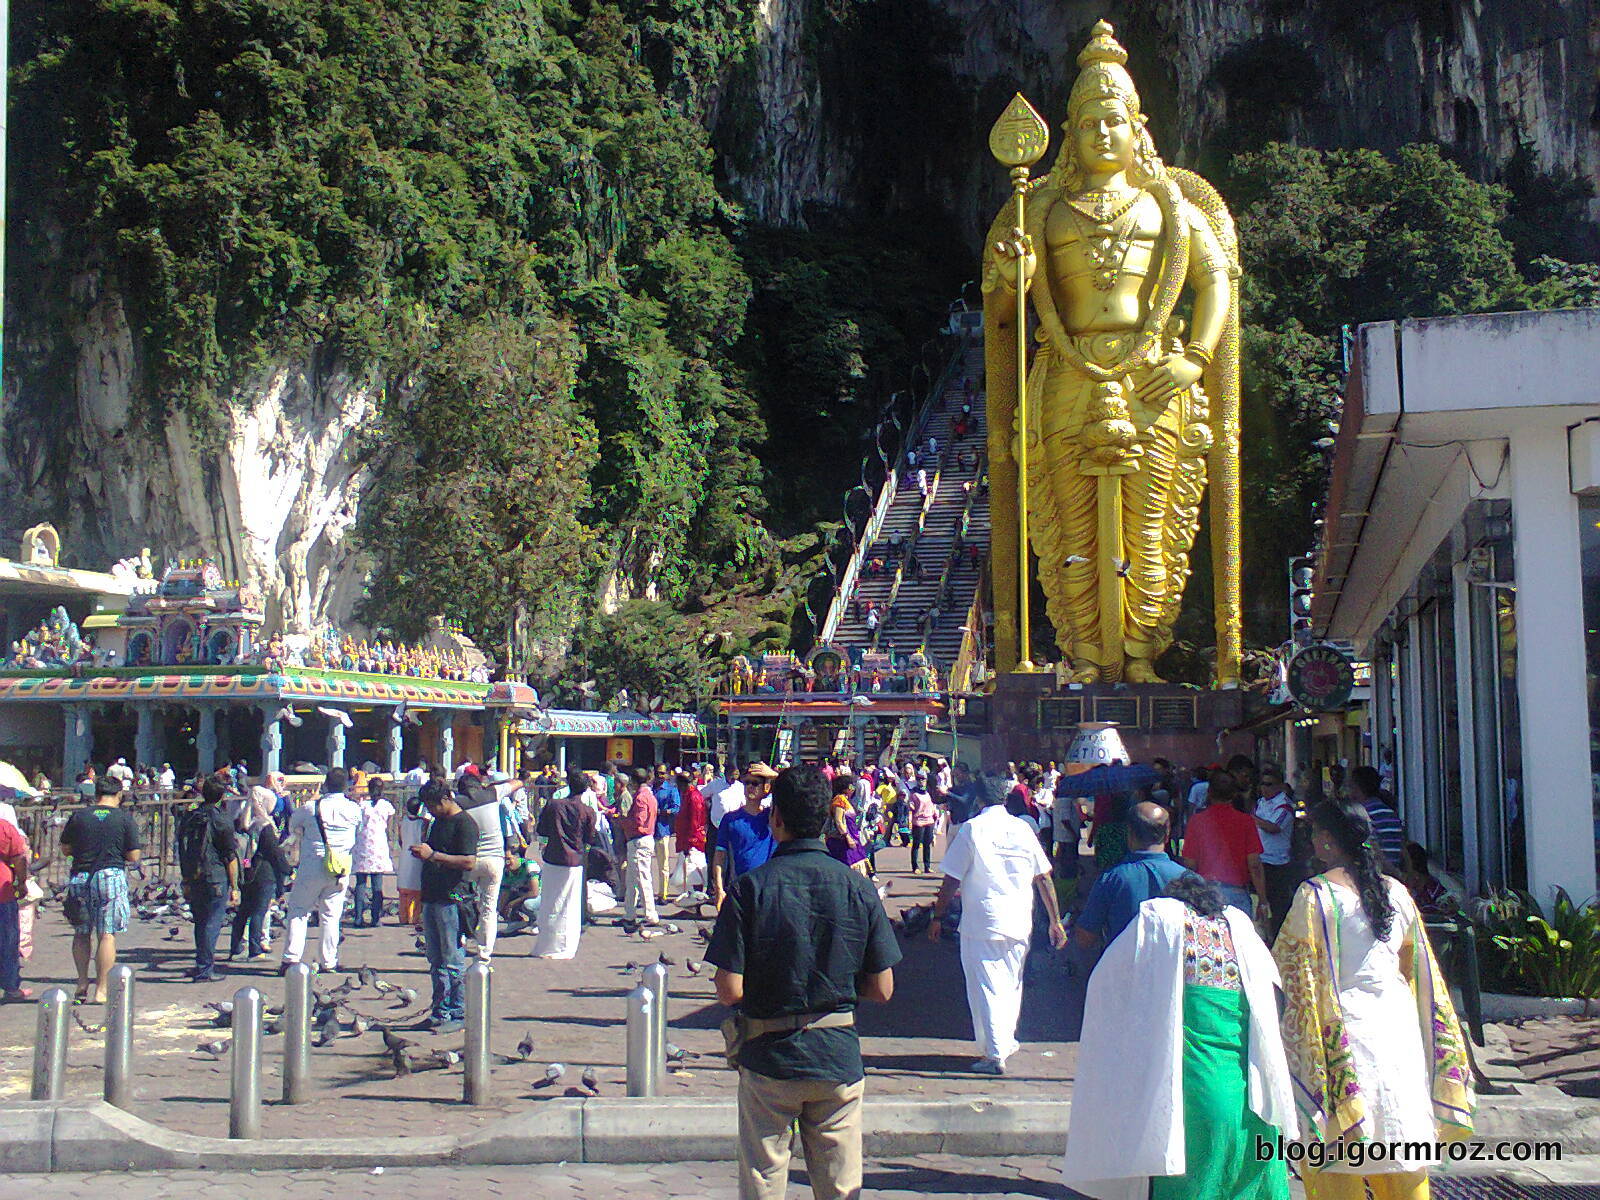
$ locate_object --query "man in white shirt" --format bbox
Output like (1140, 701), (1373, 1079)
(107, 757), (134, 791)
(929, 774), (1067, 1075)
(459, 775), (508, 961)
(1252, 762), (1297, 940)
(280, 768), (363, 972)
(156, 763), (176, 791)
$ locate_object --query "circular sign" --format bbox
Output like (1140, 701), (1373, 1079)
(1287, 644), (1356, 711)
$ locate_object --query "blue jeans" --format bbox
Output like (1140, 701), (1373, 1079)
(231, 877), (273, 957)
(185, 883), (228, 977)
(421, 901), (464, 1021)
(353, 873), (385, 927)
(1217, 882), (1253, 916)
(0, 900), (20, 992)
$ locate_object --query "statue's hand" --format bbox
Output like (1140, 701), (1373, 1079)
(1134, 353), (1203, 404)
(990, 228), (1036, 290)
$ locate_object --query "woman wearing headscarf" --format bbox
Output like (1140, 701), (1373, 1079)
(228, 785), (291, 960)
(1063, 874), (1295, 1200)
(825, 773), (870, 876)
(1273, 801), (1473, 1200)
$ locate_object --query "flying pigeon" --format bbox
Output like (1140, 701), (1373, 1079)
(316, 705), (353, 728)
(275, 705), (304, 728)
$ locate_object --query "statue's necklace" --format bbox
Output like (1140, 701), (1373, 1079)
(1063, 198), (1141, 291)
(1068, 188), (1142, 225)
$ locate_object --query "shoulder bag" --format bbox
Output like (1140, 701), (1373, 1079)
(314, 799), (352, 877)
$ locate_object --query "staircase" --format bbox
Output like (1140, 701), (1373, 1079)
(829, 338), (990, 679)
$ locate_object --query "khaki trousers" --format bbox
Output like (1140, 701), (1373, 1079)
(1303, 1169), (1429, 1200)
(737, 1069), (864, 1200)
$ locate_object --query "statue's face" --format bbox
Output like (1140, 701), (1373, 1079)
(1073, 97), (1136, 174)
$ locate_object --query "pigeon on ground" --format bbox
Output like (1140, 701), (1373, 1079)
(391, 987), (417, 1008)
(657, 952), (677, 967)
(196, 1039), (228, 1058)
(661, 922), (681, 935)
(536, 1062), (567, 1088)
(684, 960), (704, 976)
(581, 1067), (600, 1094)
(204, 1000), (235, 1017)
(390, 1047), (412, 1077)
(665, 1042), (698, 1063)
(164, 926), (182, 941)
(516, 1027), (535, 1061)
(372, 978), (393, 995)
(356, 965), (379, 990)
(381, 1028), (416, 1054)
(314, 1010), (341, 1047)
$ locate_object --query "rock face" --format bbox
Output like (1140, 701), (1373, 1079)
(733, 0), (1600, 245)
(0, 271), (374, 634)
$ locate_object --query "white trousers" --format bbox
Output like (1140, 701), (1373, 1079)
(960, 934), (1029, 1064)
(468, 856), (504, 961)
(624, 837), (658, 923)
(532, 863), (583, 959)
(283, 866), (350, 969)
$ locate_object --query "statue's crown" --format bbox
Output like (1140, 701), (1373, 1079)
(1069, 19), (1141, 118)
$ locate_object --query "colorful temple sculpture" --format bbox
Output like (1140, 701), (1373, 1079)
(0, 539), (698, 783)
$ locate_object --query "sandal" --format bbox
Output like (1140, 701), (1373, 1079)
(4, 988), (35, 1003)
(72, 985), (90, 1004)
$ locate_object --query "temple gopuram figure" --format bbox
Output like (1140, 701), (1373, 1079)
(984, 20), (1242, 685)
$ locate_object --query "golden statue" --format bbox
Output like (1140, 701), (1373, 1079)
(983, 20), (1242, 685)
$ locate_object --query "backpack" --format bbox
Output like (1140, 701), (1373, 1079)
(237, 826), (259, 873)
(177, 808), (214, 882)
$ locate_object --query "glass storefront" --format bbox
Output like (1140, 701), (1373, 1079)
(1574, 496), (1600, 887)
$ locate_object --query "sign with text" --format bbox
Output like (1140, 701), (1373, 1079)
(1287, 643), (1356, 711)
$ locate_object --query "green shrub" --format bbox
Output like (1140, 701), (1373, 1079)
(1476, 888), (1600, 999)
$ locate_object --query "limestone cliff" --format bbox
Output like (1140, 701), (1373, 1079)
(731, 0), (1600, 245)
(0, 270), (373, 634)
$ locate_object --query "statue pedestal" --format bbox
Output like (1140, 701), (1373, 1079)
(981, 672), (1258, 768)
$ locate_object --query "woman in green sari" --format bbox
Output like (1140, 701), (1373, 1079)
(1062, 874), (1295, 1200)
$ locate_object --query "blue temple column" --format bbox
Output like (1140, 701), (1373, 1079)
(196, 706), (218, 774)
(63, 704), (91, 778)
(325, 710), (347, 770)
(259, 705), (283, 776)
(439, 718), (455, 773)
(386, 710), (403, 777)
(134, 704), (160, 773)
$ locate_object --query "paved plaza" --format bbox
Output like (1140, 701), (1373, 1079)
(0, 834), (1084, 1139)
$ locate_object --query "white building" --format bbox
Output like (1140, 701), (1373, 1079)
(1314, 308), (1600, 906)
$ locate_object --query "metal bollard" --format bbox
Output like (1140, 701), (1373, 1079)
(625, 985), (658, 1097)
(463, 961), (492, 1106)
(104, 965), (136, 1109)
(642, 962), (669, 1080)
(282, 963), (313, 1104)
(229, 986), (263, 1139)
(31, 987), (70, 1100)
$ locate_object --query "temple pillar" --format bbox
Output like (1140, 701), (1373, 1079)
(439, 719), (455, 773)
(651, 736), (666, 768)
(386, 711), (403, 777)
(325, 711), (347, 770)
(852, 718), (867, 765)
(485, 713), (502, 772)
(134, 705), (161, 773)
(63, 704), (91, 779)
(260, 705), (283, 776)
(196, 706), (218, 774)
(556, 739), (568, 772)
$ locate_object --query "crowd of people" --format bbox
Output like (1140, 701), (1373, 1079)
(0, 745), (1476, 1200)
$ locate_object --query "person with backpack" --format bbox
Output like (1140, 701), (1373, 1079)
(280, 768), (362, 974)
(229, 785), (290, 960)
(177, 777), (239, 982)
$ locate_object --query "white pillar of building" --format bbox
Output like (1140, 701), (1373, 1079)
(1509, 426), (1599, 905)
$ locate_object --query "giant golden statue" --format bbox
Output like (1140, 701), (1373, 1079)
(983, 20), (1242, 685)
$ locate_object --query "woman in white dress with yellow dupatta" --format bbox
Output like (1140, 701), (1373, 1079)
(1274, 799), (1474, 1200)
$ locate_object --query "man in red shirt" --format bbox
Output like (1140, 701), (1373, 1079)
(0, 817), (32, 1001)
(674, 769), (709, 893)
(621, 768), (659, 926)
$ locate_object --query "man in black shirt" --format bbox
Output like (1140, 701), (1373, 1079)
(177, 777), (238, 983)
(707, 765), (901, 1200)
(61, 777), (142, 1002)
(408, 779), (478, 1032)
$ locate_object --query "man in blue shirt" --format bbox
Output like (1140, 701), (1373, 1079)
(1074, 802), (1190, 953)
(713, 776), (776, 908)
(651, 763), (681, 903)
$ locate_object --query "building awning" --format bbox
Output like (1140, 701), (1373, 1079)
(0, 666), (489, 707)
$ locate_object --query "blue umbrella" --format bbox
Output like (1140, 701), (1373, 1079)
(1051, 762), (1159, 798)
